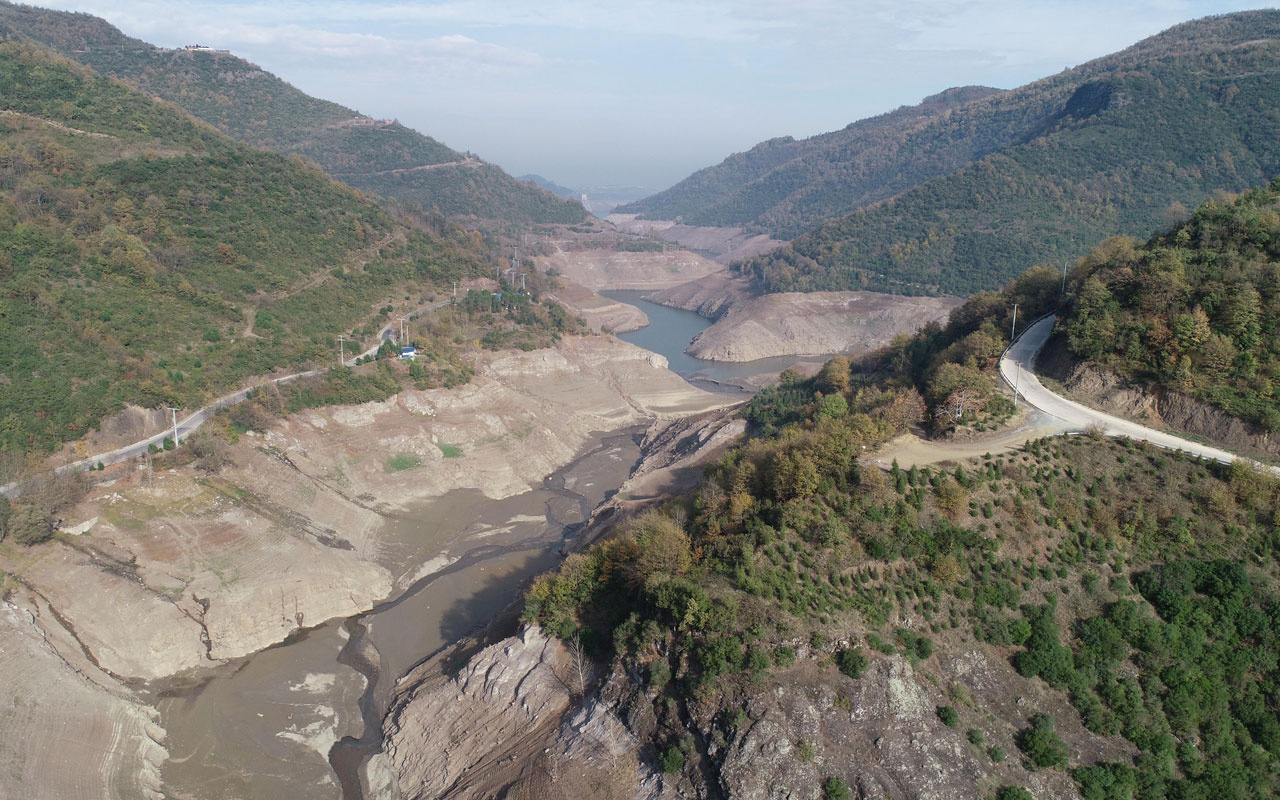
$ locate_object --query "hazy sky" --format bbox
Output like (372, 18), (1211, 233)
(35, 1), (1280, 191)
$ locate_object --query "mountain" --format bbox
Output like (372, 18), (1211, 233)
(616, 85), (1005, 238)
(1057, 178), (1280, 432)
(521, 314), (1280, 800)
(519, 174), (581, 201)
(736, 11), (1280, 295)
(0, 38), (495, 455)
(0, 1), (588, 225)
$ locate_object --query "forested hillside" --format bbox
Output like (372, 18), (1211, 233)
(526, 269), (1280, 799)
(737, 11), (1280, 296)
(1059, 179), (1280, 432)
(0, 1), (588, 224)
(616, 85), (1004, 238)
(0, 40), (496, 455)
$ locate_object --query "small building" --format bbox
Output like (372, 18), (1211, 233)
(399, 346), (417, 359)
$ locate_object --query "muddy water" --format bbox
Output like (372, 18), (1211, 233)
(154, 428), (643, 800)
(601, 289), (831, 384)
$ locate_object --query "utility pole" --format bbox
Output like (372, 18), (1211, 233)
(1061, 263), (1068, 297)
(452, 281), (458, 302)
(1014, 367), (1021, 408)
(167, 407), (181, 447)
(338, 336), (347, 366)
(1011, 303), (1018, 342)
(520, 273), (526, 292)
(399, 317), (406, 342)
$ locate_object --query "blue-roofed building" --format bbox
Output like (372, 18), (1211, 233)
(399, 346), (417, 359)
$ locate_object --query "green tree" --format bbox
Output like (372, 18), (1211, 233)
(9, 504), (51, 545)
(1019, 713), (1068, 769)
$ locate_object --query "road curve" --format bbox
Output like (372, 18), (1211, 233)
(2, 299), (457, 497)
(1002, 315), (1280, 476)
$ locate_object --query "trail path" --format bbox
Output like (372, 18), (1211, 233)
(2, 298), (454, 497)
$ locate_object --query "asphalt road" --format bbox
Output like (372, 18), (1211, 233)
(1001, 315), (1280, 476)
(2, 298), (457, 497)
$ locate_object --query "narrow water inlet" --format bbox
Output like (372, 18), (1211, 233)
(601, 289), (831, 383)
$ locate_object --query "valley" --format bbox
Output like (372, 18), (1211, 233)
(4, 5), (1280, 800)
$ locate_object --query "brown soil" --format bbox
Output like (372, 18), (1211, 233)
(536, 247), (722, 291)
(606, 213), (784, 263)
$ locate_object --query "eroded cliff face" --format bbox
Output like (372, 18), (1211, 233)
(0, 592), (167, 800)
(0, 335), (730, 800)
(650, 271), (964, 362)
(1039, 343), (1280, 463)
(375, 629), (1134, 800)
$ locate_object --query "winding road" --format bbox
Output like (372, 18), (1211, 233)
(878, 314), (1279, 475)
(1001, 315), (1280, 475)
(2, 298), (455, 497)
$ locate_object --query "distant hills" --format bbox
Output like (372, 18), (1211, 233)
(520, 174), (580, 201)
(0, 1), (588, 225)
(629, 11), (1280, 296)
(616, 85), (1004, 239)
(0, 38), (492, 454)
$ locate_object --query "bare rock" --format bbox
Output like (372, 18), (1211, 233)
(372, 626), (572, 799)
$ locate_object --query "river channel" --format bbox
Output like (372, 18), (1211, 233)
(151, 291), (829, 799)
(153, 428), (643, 800)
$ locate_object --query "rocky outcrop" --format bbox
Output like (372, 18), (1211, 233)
(369, 626), (574, 799)
(1055, 362), (1280, 462)
(652, 275), (964, 362)
(550, 277), (650, 333)
(371, 628), (1129, 800)
(687, 290), (961, 362)
(648, 269), (755, 320)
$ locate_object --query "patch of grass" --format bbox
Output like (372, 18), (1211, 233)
(436, 442), (463, 459)
(385, 453), (423, 472)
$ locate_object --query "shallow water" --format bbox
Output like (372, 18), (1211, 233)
(154, 428), (643, 800)
(601, 289), (831, 382)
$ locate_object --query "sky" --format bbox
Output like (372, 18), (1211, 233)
(33, 0), (1280, 191)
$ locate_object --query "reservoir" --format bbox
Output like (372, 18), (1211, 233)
(601, 290), (831, 385)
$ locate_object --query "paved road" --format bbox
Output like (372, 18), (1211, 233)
(1001, 315), (1280, 476)
(2, 299), (457, 497)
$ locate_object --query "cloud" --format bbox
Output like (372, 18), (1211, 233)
(47, 1), (544, 76)
(872, 0), (1204, 66)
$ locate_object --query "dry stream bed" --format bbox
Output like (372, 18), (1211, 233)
(151, 427), (643, 799)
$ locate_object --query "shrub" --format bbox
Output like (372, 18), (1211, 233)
(772, 645), (796, 668)
(937, 705), (959, 727)
(1019, 713), (1068, 769)
(992, 788), (1035, 800)
(9, 504), (51, 545)
(647, 659), (671, 687)
(836, 647), (868, 679)
(796, 739), (815, 761)
(385, 453), (423, 472)
(659, 745), (685, 774)
(823, 777), (851, 800)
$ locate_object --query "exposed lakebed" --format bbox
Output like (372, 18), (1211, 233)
(152, 428), (643, 799)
